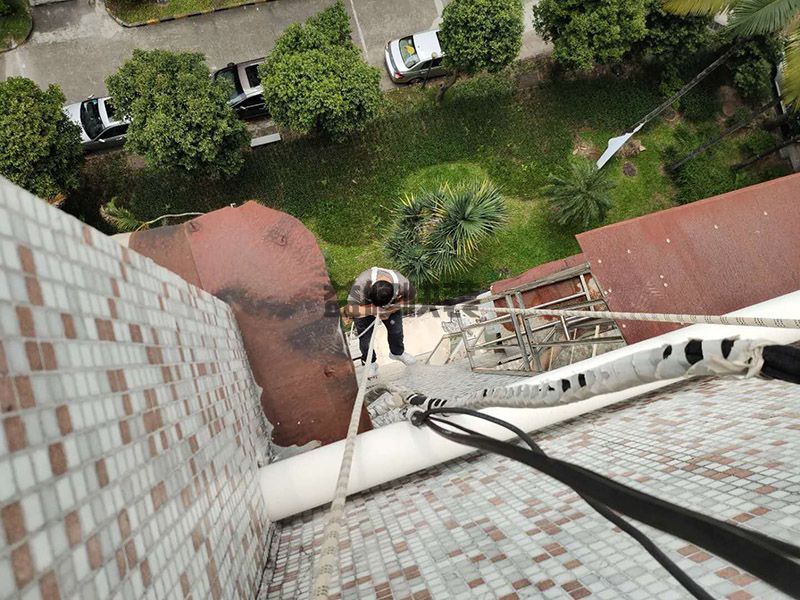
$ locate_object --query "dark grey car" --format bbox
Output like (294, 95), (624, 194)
(213, 58), (269, 120)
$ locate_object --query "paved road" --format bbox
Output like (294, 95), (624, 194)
(0, 0), (548, 103)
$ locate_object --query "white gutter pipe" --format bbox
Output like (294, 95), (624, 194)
(259, 290), (800, 522)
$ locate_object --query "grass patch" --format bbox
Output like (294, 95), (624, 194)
(105, 0), (246, 24)
(70, 62), (789, 302)
(665, 123), (790, 204)
(0, 0), (31, 48)
(403, 162), (489, 195)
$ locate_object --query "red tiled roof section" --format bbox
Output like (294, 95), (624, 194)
(576, 173), (800, 343)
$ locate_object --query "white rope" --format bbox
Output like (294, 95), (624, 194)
(404, 338), (766, 420)
(398, 303), (800, 330)
(311, 318), (379, 599)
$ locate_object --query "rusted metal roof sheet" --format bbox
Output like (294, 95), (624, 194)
(130, 202), (366, 448)
(576, 174), (800, 343)
(491, 254), (588, 296)
(491, 255), (592, 331)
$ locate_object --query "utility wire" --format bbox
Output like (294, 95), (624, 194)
(392, 302), (800, 330)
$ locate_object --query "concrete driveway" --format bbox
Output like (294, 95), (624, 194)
(347, 0), (548, 72)
(0, 0), (548, 103)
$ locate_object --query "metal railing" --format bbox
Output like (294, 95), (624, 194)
(425, 263), (626, 375)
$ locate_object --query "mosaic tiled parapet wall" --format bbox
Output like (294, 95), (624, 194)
(0, 179), (274, 599)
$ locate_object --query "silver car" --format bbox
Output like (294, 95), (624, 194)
(63, 96), (130, 152)
(385, 30), (446, 84)
(213, 58), (269, 120)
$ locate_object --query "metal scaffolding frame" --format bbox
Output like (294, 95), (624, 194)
(426, 263), (625, 375)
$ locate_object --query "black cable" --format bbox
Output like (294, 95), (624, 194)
(415, 408), (800, 599)
(762, 345), (800, 384)
(425, 413), (714, 600)
(423, 407), (800, 560)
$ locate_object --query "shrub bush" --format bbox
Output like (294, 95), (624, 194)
(446, 70), (516, 104)
(0, 77), (83, 201)
(0, 0), (13, 17)
(439, 0), (524, 83)
(665, 124), (737, 204)
(739, 129), (777, 157)
(680, 86), (722, 122)
(637, 0), (712, 65)
(385, 180), (507, 285)
(727, 36), (781, 104)
(106, 49), (248, 178)
(533, 0), (647, 71)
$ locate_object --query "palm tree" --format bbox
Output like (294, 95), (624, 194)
(101, 198), (203, 232)
(426, 181), (508, 276)
(543, 159), (616, 230)
(664, 0), (800, 104)
(385, 180), (507, 285)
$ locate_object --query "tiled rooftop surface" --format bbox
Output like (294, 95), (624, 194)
(262, 376), (800, 599)
(0, 179), (274, 600)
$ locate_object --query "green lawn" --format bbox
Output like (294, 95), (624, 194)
(0, 0), (31, 48)
(105, 0), (251, 24)
(68, 61), (789, 302)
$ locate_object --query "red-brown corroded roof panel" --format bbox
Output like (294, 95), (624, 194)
(130, 202), (365, 447)
(491, 255), (590, 331)
(576, 174), (800, 343)
(491, 254), (587, 295)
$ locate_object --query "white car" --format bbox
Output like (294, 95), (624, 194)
(63, 96), (130, 152)
(385, 30), (446, 84)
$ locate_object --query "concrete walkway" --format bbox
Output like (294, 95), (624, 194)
(0, 0), (331, 102)
(0, 0), (548, 103)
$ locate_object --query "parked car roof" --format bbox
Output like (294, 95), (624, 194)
(236, 58), (264, 95)
(411, 30), (442, 63)
(62, 96), (130, 143)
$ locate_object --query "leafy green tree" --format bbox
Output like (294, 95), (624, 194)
(728, 35), (783, 102)
(630, 0), (715, 96)
(543, 159), (615, 229)
(532, 0), (648, 70)
(437, 0), (524, 100)
(665, 0), (797, 104)
(107, 49), (248, 178)
(259, 1), (382, 139)
(305, 0), (351, 45)
(0, 77), (83, 202)
(637, 0), (713, 63)
(386, 180), (507, 285)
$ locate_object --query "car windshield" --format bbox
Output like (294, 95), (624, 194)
(216, 69), (243, 101)
(398, 36), (420, 68)
(244, 65), (261, 89)
(80, 99), (105, 140)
